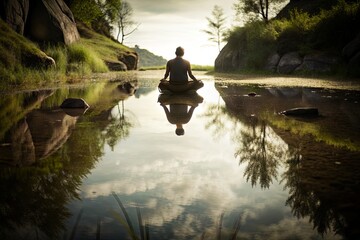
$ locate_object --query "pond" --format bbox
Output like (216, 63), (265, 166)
(0, 71), (359, 240)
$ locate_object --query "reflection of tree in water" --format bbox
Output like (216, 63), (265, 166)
(103, 100), (135, 151)
(201, 104), (230, 139)
(281, 150), (349, 238)
(234, 119), (288, 189)
(202, 103), (289, 189)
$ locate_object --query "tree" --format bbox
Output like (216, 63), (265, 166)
(203, 5), (227, 52)
(234, 0), (288, 23)
(116, 1), (139, 44)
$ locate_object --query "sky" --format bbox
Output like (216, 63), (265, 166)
(122, 0), (238, 65)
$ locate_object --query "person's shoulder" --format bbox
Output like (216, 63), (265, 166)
(180, 58), (190, 64)
(168, 58), (176, 63)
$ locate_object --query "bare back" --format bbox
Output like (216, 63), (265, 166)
(167, 57), (190, 84)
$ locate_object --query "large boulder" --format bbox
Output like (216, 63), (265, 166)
(1, 0), (79, 45)
(119, 51), (138, 70)
(277, 52), (302, 74)
(295, 52), (338, 73)
(0, 0), (29, 35)
(265, 53), (281, 72)
(105, 60), (127, 71)
(215, 43), (245, 72)
(26, 0), (79, 44)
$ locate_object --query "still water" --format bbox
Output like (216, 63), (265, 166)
(0, 71), (359, 240)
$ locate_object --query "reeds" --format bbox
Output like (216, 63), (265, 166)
(112, 192), (150, 240)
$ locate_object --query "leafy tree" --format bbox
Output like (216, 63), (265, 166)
(234, 0), (288, 23)
(203, 5), (227, 52)
(116, 1), (139, 44)
(69, 0), (122, 37)
(69, 0), (103, 25)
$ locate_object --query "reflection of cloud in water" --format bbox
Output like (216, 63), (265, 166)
(77, 95), (331, 239)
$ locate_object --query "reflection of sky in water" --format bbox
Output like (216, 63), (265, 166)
(66, 75), (339, 239)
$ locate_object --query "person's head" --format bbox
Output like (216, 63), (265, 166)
(175, 47), (184, 57)
(175, 124), (185, 136)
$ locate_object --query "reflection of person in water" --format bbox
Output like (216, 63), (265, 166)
(160, 103), (197, 136)
(161, 46), (199, 84)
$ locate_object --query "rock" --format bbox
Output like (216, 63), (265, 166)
(265, 53), (281, 72)
(119, 52), (138, 70)
(295, 52), (338, 73)
(22, 51), (56, 69)
(62, 108), (88, 117)
(105, 60), (127, 71)
(0, 0), (29, 35)
(248, 92), (257, 97)
(118, 82), (138, 95)
(60, 98), (89, 109)
(26, 0), (79, 45)
(215, 43), (245, 72)
(277, 52), (303, 74)
(280, 107), (319, 116)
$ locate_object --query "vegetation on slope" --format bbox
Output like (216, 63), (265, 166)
(132, 45), (167, 68)
(0, 20), (137, 90)
(0, 19), (54, 85)
(226, 0), (360, 74)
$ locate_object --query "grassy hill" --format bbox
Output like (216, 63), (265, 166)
(0, 19), (137, 90)
(132, 45), (167, 68)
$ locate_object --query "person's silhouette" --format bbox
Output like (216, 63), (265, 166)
(161, 46), (199, 84)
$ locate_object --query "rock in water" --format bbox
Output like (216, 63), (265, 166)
(280, 107), (319, 116)
(60, 98), (89, 109)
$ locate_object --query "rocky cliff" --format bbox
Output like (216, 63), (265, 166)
(1, 0), (79, 44)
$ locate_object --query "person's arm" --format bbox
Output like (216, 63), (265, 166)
(163, 61), (170, 80)
(187, 62), (198, 81)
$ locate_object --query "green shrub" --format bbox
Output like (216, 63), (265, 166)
(226, 20), (277, 69)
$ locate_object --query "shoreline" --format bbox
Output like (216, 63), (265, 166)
(2, 70), (360, 94)
(211, 72), (360, 91)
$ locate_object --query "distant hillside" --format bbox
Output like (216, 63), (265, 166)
(133, 45), (167, 67)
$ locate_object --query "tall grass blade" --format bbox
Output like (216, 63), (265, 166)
(216, 213), (224, 240)
(69, 208), (84, 240)
(145, 224), (150, 240)
(230, 213), (242, 240)
(112, 192), (137, 239)
(137, 207), (145, 240)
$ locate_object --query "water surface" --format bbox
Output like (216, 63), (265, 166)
(1, 71), (359, 240)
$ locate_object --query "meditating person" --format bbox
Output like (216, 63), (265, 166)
(161, 46), (199, 84)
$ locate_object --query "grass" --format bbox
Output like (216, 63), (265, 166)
(67, 43), (108, 74)
(77, 22), (131, 63)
